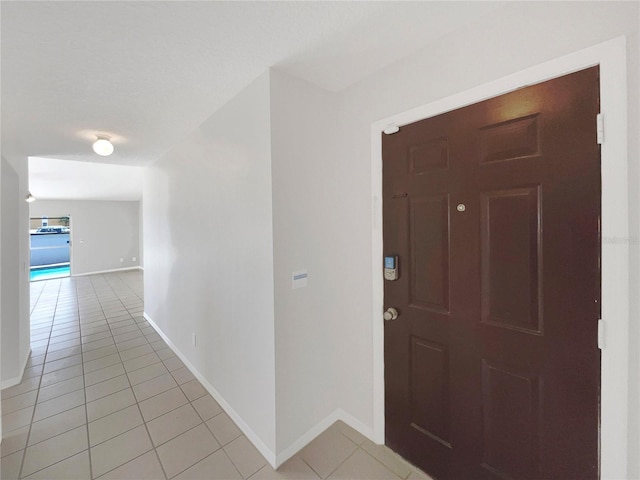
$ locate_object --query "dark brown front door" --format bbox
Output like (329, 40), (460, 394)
(383, 67), (600, 480)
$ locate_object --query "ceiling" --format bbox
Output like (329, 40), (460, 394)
(29, 157), (143, 201)
(2, 1), (506, 198)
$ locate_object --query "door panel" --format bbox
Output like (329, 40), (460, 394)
(383, 67), (600, 480)
(409, 194), (450, 312)
(478, 114), (540, 164)
(481, 359), (541, 480)
(480, 186), (542, 334)
(410, 137), (450, 173)
(410, 337), (451, 446)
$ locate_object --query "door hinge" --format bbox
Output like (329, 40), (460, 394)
(596, 113), (604, 144)
(598, 319), (605, 349)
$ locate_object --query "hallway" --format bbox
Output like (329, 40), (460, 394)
(1, 271), (430, 479)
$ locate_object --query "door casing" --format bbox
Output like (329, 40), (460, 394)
(370, 36), (629, 479)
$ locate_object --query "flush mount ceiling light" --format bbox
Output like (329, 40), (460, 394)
(25, 192), (36, 203)
(92, 135), (114, 156)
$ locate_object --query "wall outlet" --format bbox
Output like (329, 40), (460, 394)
(192, 333), (197, 347)
(132, 257), (137, 262)
(119, 258), (124, 262)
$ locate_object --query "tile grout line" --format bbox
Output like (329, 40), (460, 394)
(25, 280), (94, 475)
(5, 271), (257, 480)
(298, 454), (327, 480)
(300, 430), (347, 479)
(297, 428), (405, 480)
(87, 273), (124, 480)
(335, 427), (425, 480)
(90, 273), (170, 480)
(105, 273), (248, 480)
(101, 273), (237, 480)
(28, 279), (46, 316)
(17, 279), (61, 480)
(200, 414), (246, 480)
(355, 444), (406, 480)
(79, 275), (97, 480)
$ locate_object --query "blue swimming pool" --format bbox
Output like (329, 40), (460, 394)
(30, 265), (70, 281)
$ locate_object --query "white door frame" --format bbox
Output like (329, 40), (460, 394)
(68, 214), (73, 276)
(370, 36), (629, 479)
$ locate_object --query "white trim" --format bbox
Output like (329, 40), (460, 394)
(1, 348), (32, 390)
(72, 266), (142, 277)
(275, 410), (344, 467)
(275, 408), (374, 468)
(68, 214), (74, 276)
(370, 37), (628, 479)
(144, 322), (373, 468)
(143, 312), (278, 467)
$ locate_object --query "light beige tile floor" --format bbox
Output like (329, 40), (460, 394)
(1, 271), (432, 480)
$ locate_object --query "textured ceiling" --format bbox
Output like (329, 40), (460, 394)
(2, 1), (507, 166)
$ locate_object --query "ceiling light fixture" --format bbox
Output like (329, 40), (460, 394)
(25, 192), (36, 203)
(92, 135), (114, 156)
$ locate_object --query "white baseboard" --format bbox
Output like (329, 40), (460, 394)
(275, 410), (343, 467)
(73, 266), (142, 277)
(1, 348), (32, 390)
(274, 408), (376, 467)
(143, 312), (278, 467)
(142, 312), (377, 469)
(337, 408), (376, 444)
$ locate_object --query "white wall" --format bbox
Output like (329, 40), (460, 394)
(270, 71), (351, 454)
(30, 200), (140, 276)
(1, 157), (21, 384)
(138, 199), (143, 269)
(327, 1), (639, 476)
(142, 1), (639, 474)
(0, 152), (31, 392)
(143, 72), (277, 455)
(1, 154), (3, 433)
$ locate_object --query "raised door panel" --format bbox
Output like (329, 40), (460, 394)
(409, 337), (451, 448)
(409, 195), (450, 313)
(481, 360), (541, 480)
(480, 187), (542, 334)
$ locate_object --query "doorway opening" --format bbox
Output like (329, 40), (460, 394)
(382, 67), (600, 479)
(29, 216), (71, 281)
